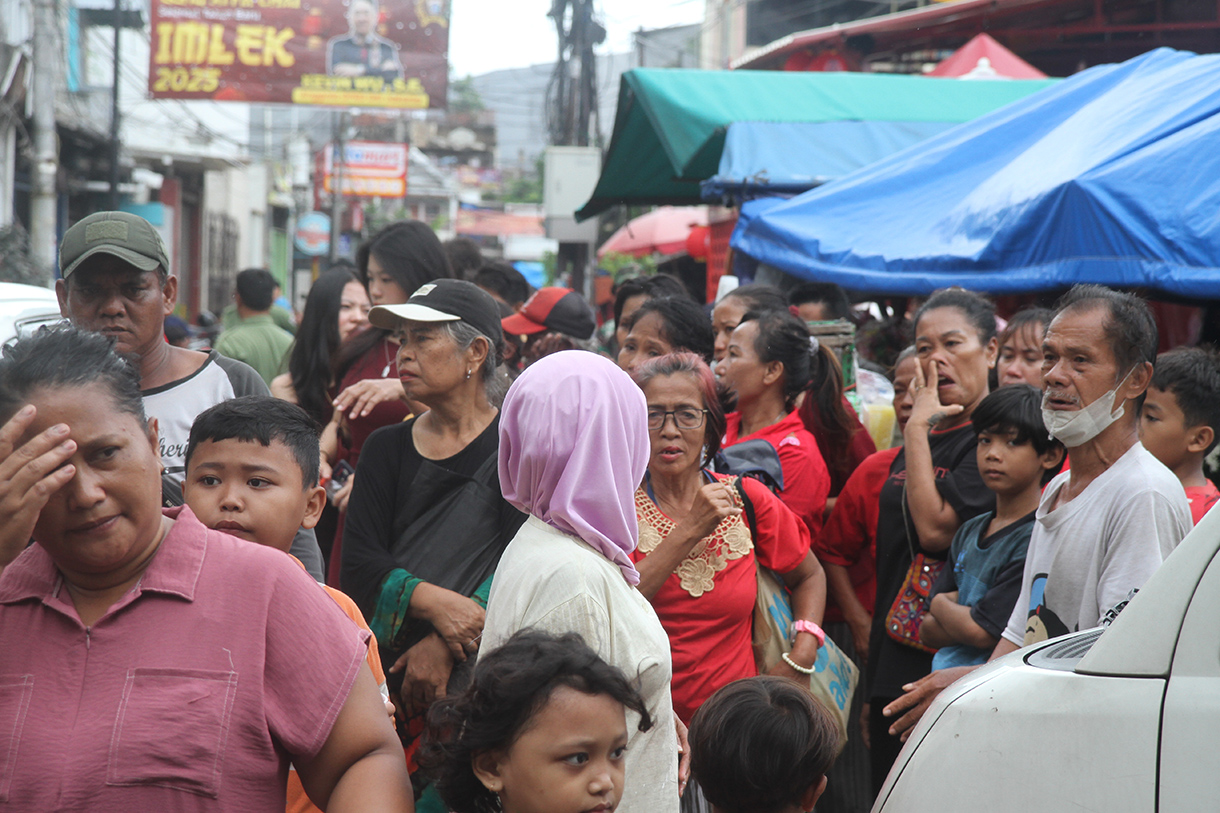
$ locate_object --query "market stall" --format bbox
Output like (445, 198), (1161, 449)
(731, 48), (1220, 300)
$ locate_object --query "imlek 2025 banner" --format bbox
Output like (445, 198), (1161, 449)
(149, 0), (448, 109)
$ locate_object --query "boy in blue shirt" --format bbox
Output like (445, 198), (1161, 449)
(919, 385), (1065, 669)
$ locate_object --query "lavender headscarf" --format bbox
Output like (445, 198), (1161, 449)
(499, 351), (649, 585)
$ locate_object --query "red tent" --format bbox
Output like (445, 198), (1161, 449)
(928, 34), (1047, 79)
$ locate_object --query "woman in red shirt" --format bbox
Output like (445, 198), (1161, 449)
(717, 309), (833, 535)
(629, 352), (827, 731)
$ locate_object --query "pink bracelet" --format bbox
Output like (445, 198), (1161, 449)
(792, 619), (826, 647)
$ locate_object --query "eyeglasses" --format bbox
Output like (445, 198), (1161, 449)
(647, 408), (708, 431)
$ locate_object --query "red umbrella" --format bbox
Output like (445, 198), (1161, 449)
(597, 206), (710, 259)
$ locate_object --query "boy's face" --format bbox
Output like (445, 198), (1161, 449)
(1140, 386), (1208, 473)
(976, 428), (1058, 498)
(183, 438), (325, 553)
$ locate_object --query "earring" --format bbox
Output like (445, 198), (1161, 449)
(466, 368), (472, 380)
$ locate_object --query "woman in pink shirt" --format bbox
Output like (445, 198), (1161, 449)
(717, 308), (833, 536)
(0, 326), (411, 812)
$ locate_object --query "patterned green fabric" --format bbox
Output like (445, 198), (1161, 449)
(370, 569), (494, 652)
(369, 568), (423, 650)
(471, 571), (493, 609)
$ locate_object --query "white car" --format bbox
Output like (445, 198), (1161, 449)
(873, 503), (1220, 812)
(0, 281), (63, 347)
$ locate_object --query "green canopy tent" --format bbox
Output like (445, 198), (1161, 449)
(574, 68), (1056, 221)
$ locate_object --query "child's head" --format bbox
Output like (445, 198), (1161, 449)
(971, 384), (1065, 491)
(420, 629), (651, 813)
(692, 673), (844, 810)
(689, 677), (838, 813)
(1142, 346), (1220, 473)
(996, 306), (1052, 388)
(183, 396), (325, 553)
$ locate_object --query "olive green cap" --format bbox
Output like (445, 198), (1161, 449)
(59, 211), (171, 278)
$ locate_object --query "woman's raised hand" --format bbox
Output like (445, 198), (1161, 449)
(332, 378), (406, 421)
(907, 358), (964, 430)
(0, 406), (77, 568)
(680, 480), (743, 541)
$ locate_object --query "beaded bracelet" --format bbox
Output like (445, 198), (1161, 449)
(781, 652), (815, 675)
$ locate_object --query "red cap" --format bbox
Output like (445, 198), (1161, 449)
(501, 287), (596, 340)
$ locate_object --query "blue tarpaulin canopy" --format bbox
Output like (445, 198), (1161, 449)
(702, 120), (958, 201)
(732, 48), (1220, 299)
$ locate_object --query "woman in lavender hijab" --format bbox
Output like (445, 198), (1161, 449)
(482, 350), (683, 813)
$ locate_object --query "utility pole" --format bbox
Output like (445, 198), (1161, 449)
(109, 0), (122, 209)
(30, 0), (59, 281)
(329, 111), (347, 262)
(548, 0), (602, 296)
(576, 0), (595, 147)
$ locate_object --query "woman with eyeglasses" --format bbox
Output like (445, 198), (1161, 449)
(629, 353), (826, 810)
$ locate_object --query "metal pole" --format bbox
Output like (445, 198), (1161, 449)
(109, 0), (122, 210)
(329, 111), (346, 262)
(30, 0), (59, 281)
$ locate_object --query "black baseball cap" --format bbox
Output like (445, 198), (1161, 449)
(369, 279), (503, 344)
(501, 287), (597, 341)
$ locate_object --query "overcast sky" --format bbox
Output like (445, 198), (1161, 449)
(448, 0), (706, 77)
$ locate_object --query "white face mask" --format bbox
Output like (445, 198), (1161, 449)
(1041, 367), (1135, 447)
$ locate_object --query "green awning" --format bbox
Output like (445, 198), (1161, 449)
(575, 68), (1057, 221)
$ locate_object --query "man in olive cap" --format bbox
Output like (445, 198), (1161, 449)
(54, 211), (324, 578)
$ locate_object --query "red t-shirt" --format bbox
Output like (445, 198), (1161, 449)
(329, 333), (412, 586)
(1186, 481), (1220, 525)
(334, 334), (412, 472)
(798, 395), (877, 497)
(723, 410), (831, 538)
(631, 474), (809, 723)
(816, 446), (902, 624)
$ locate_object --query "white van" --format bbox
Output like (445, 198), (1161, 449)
(873, 502), (1220, 812)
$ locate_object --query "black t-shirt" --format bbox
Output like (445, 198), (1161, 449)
(867, 423), (995, 700)
(931, 511), (1036, 640)
(340, 414), (525, 617)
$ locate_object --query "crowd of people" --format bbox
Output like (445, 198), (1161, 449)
(1, 210), (1218, 813)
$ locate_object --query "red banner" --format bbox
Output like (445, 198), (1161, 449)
(148, 0), (448, 109)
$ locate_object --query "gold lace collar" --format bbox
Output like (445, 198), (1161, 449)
(635, 480), (753, 598)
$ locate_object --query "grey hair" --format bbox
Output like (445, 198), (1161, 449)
(442, 320), (503, 389)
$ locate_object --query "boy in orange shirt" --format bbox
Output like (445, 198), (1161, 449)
(1140, 347), (1220, 525)
(182, 396), (393, 813)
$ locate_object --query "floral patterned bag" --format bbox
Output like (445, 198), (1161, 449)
(884, 553), (944, 652)
(884, 483), (945, 652)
